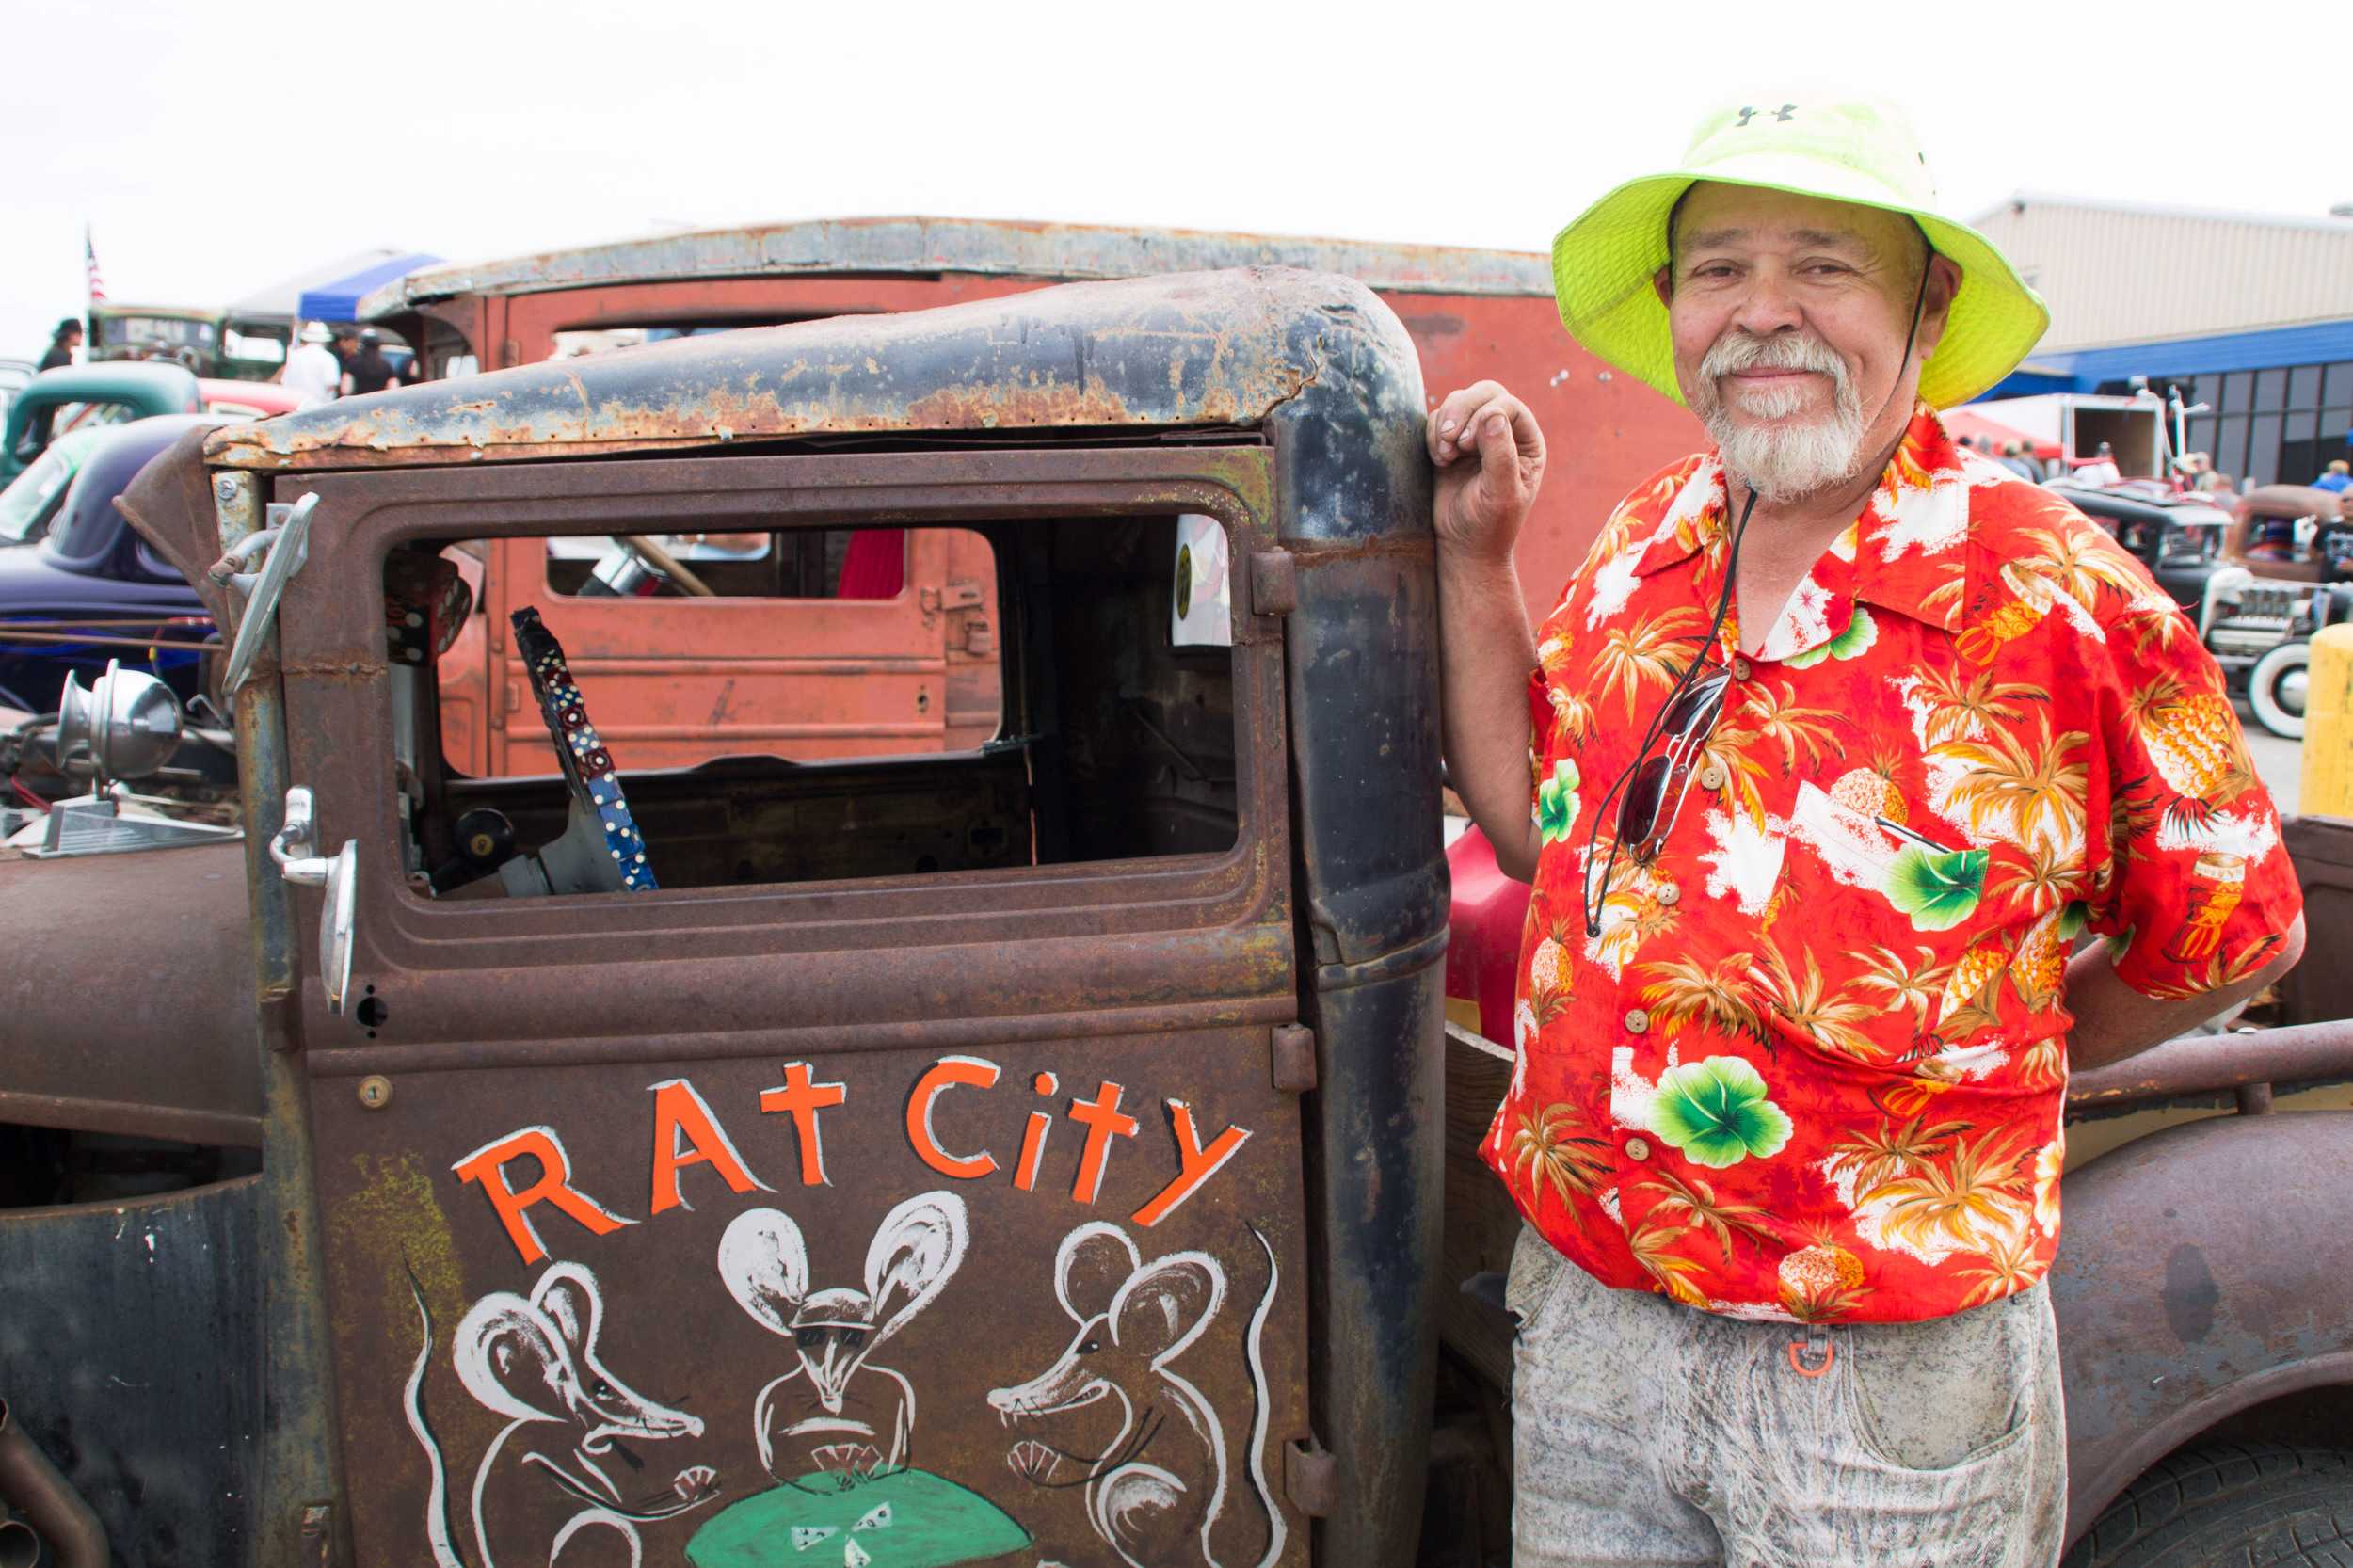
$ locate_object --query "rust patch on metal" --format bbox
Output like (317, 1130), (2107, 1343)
(204, 270), (1353, 472)
(902, 375), (1136, 430)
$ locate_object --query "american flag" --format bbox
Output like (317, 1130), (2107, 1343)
(84, 225), (106, 304)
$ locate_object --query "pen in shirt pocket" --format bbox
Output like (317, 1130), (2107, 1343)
(1875, 815), (1969, 856)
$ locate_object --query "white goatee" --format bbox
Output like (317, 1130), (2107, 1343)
(1690, 332), (1868, 504)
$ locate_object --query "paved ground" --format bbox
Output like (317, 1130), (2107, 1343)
(2239, 700), (2304, 815)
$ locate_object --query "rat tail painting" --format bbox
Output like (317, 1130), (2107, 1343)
(1237, 1224), (1286, 1568)
(404, 1266), (468, 1568)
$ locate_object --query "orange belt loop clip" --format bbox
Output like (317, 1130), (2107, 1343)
(1787, 1328), (1835, 1377)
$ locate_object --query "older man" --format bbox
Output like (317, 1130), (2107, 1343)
(1432, 98), (2305, 1566)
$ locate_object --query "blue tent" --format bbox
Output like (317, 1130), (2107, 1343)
(296, 251), (441, 323)
(225, 249), (443, 328)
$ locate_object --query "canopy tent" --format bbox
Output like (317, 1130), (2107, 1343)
(225, 248), (442, 327)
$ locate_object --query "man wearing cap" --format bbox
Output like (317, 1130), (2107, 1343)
(1431, 97), (2305, 1564)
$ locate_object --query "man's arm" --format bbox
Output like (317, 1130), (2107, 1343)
(1429, 381), (1547, 882)
(2064, 913), (2307, 1072)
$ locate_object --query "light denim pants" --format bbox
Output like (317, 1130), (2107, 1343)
(1507, 1225), (2065, 1568)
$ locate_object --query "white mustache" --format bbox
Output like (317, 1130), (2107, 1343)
(1700, 332), (1851, 391)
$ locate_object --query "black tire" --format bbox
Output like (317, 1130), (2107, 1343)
(2062, 1442), (2353, 1566)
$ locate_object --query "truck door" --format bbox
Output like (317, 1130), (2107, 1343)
(271, 444), (1313, 1568)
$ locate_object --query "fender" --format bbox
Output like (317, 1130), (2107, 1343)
(2050, 1109), (2353, 1539)
(0, 840), (258, 1146)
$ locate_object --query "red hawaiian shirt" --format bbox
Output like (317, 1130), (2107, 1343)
(1480, 405), (2302, 1324)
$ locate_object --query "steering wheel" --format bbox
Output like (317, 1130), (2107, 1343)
(617, 534), (717, 597)
(511, 606), (659, 892)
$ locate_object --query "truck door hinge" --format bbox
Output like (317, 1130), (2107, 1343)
(1285, 1438), (1336, 1517)
(1250, 550), (1297, 617)
(1271, 1023), (1318, 1093)
(941, 578), (985, 610)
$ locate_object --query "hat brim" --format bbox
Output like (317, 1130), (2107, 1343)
(1550, 162), (2049, 409)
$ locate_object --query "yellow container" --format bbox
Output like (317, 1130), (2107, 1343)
(2302, 623), (2353, 821)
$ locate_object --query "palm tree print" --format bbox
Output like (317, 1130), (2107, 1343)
(2011, 525), (2147, 612)
(1862, 1126), (2033, 1253)
(1586, 606), (1706, 720)
(1913, 666), (2046, 748)
(1717, 680), (1846, 776)
(1956, 1230), (2048, 1307)
(1853, 944), (1955, 1037)
(1826, 1113), (1974, 1195)
(1991, 840), (2086, 916)
(1506, 1101), (1613, 1234)
(1638, 952), (1769, 1050)
(1746, 939), (1881, 1061)
(1936, 712), (2089, 847)
(1634, 1169), (1777, 1262)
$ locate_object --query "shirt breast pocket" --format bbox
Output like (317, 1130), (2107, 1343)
(1782, 782), (2013, 1064)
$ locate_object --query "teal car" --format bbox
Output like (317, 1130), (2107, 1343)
(2, 360), (201, 481)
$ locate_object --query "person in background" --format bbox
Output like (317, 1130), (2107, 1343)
(340, 328), (401, 398)
(282, 321), (343, 411)
(37, 318), (80, 373)
(24, 318), (84, 451)
(2209, 472), (2239, 505)
(2076, 439), (2121, 485)
(1999, 439), (2041, 482)
(2314, 458), (2351, 494)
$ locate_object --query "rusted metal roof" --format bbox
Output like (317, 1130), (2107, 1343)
(207, 267), (1401, 472)
(358, 216), (1551, 320)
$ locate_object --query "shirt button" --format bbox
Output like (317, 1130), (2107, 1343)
(1732, 656), (1753, 681)
(1657, 883), (1681, 907)
(1625, 1137), (1652, 1160)
(1698, 764), (1726, 792)
(1625, 1008), (1651, 1034)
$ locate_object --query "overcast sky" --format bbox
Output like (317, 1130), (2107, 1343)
(5, 0), (2344, 360)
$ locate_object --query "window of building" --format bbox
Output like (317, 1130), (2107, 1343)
(2247, 415), (2282, 487)
(2216, 417), (2249, 481)
(2325, 363), (2353, 407)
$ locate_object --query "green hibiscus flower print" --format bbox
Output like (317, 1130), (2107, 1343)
(1649, 1056), (1794, 1169)
(1881, 843), (1989, 931)
(1536, 758), (1581, 844)
(1785, 604), (1881, 669)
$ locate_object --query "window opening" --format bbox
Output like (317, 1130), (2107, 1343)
(388, 513), (1236, 900)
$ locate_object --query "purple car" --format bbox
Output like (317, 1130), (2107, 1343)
(0, 414), (225, 716)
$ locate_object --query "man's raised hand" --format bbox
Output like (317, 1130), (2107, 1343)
(1429, 381), (1545, 564)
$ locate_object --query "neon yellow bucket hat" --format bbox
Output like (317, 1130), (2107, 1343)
(1550, 95), (2049, 409)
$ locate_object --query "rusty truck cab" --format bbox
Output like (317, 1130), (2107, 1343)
(122, 268), (1445, 1567)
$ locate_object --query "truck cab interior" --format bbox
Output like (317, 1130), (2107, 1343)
(392, 514), (1241, 899)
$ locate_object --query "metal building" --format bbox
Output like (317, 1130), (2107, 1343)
(1970, 194), (2353, 488)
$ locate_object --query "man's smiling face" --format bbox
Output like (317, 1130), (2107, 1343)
(1654, 183), (1957, 502)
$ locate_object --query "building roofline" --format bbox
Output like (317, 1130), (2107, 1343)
(360, 215), (1556, 319)
(1969, 190), (2353, 235)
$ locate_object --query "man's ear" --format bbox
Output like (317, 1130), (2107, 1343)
(1653, 264), (1674, 307)
(1915, 253), (1963, 360)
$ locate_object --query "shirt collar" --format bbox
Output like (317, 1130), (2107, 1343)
(1629, 403), (1976, 635)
